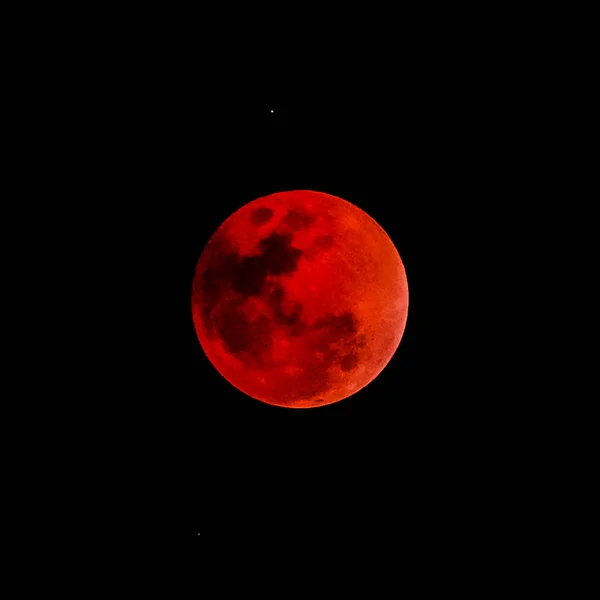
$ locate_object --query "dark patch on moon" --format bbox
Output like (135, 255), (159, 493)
(313, 312), (357, 342)
(257, 233), (303, 275)
(231, 254), (269, 296)
(197, 231), (304, 360)
(339, 351), (360, 372)
(289, 320), (307, 337)
(266, 282), (285, 305)
(215, 306), (272, 364)
(201, 232), (303, 305)
(313, 397), (325, 405)
(251, 207), (274, 225)
(267, 283), (303, 327)
(355, 333), (367, 349)
(283, 209), (315, 231)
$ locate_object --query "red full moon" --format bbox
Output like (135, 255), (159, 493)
(191, 190), (408, 409)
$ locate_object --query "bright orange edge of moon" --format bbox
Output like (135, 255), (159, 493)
(191, 190), (409, 409)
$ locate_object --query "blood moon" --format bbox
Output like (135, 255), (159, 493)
(191, 190), (408, 409)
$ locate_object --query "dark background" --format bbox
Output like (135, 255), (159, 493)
(145, 102), (495, 533)
(19, 6), (574, 559)
(90, 80), (534, 534)
(41, 26), (563, 544)
(20, 8), (573, 557)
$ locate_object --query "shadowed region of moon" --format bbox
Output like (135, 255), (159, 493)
(312, 312), (357, 339)
(229, 233), (302, 297)
(283, 208), (315, 231)
(251, 207), (274, 226)
(340, 351), (360, 372)
(191, 190), (409, 409)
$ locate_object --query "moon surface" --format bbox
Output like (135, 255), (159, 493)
(191, 190), (409, 408)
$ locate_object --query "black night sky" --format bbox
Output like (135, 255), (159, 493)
(174, 105), (455, 532)
(34, 7), (561, 554)
(116, 97), (526, 537)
